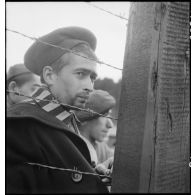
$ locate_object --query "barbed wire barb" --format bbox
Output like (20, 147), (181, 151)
(86, 2), (129, 21)
(6, 28), (123, 71)
(6, 90), (118, 121)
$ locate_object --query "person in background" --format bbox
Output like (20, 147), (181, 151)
(6, 27), (109, 193)
(7, 63), (40, 108)
(106, 126), (117, 153)
(76, 89), (116, 166)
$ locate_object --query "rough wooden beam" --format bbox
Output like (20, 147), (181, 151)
(111, 2), (190, 193)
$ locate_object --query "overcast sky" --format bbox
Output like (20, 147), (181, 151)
(6, 2), (130, 82)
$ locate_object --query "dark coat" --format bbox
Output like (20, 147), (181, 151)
(6, 103), (108, 193)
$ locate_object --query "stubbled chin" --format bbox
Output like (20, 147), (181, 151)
(74, 101), (86, 108)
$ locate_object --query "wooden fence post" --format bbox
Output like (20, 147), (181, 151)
(111, 2), (190, 193)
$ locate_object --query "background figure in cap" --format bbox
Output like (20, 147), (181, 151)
(7, 27), (108, 193)
(106, 126), (117, 153)
(76, 89), (116, 165)
(7, 63), (40, 108)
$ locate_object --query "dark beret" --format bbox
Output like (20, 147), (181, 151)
(7, 63), (32, 82)
(76, 90), (116, 122)
(24, 26), (97, 75)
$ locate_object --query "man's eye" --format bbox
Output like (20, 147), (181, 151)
(77, 72), (84, 76)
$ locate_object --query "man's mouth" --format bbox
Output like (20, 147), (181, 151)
(77, 96), (89, 104)
(77, 94), (90, 100)
(78, 95), (89, 99)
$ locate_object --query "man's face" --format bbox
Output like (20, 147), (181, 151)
(88, 116), (114, 142)
(52, 53), (98, 108)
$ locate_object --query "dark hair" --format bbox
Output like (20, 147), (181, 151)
(40, 43), (98, 84)
(7, 73), (35, 90)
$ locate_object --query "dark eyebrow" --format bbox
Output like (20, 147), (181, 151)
(74, 68), (98, 78)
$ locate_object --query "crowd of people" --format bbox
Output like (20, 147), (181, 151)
(6, 26), (117, 193)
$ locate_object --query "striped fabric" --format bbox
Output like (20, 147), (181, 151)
(27, 85), (80, 135)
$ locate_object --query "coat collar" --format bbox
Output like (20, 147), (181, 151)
(7, 103), (71, 131)
(7, 85), (81, 135)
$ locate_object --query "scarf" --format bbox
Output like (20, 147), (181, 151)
(24, 85), (80, 135)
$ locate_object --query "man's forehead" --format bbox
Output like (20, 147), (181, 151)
(75, 67), (98, 75)
(70, 59), (98, 74)
(62, 52), (98, 67)
(58, 52), (99, 77)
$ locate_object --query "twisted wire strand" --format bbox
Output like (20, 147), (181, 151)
(27, 162), (112, 179)
(86, 2), (129, 21)
(6, 90), (118, 121)
(6, 28), (123, 71)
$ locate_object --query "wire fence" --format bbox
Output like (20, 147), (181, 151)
(7, 90), (118, 121)
(27, 162), (112, 179)
(6, 28), (123, 71)
(6, 3), (128, 187)
(86, 2), (129, 21)
(6, 5), (127, 120)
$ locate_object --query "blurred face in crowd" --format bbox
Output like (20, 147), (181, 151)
(7, 74), (40, 106)
(80, 114), (114, 143)
(17, 77), (40, 99)
(44, 52), (98, 108)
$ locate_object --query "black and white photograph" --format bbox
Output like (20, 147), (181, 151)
(5, 1), (190, 193)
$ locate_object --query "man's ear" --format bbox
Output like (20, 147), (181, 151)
(42, 66), (57, 86)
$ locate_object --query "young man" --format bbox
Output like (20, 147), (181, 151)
(6, 27), (108, 193)
(7, 63), (40, 108)
(76, 89), (116, 165)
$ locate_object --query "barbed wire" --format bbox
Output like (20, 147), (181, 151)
(27, 162), (112, 180)
(6, 90), (118, 121)
(6, 28), (123, 71)
(86, 2), (129, 21)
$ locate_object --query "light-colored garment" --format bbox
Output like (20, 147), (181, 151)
(80, 135), (114, 165)
(80, 135), (98, 166)
(94, 142), (114, 164)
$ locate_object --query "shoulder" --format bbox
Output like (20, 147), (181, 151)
(7, 102), (67, 130)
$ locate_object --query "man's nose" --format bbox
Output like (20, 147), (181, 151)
(83, 77), (94, 93)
